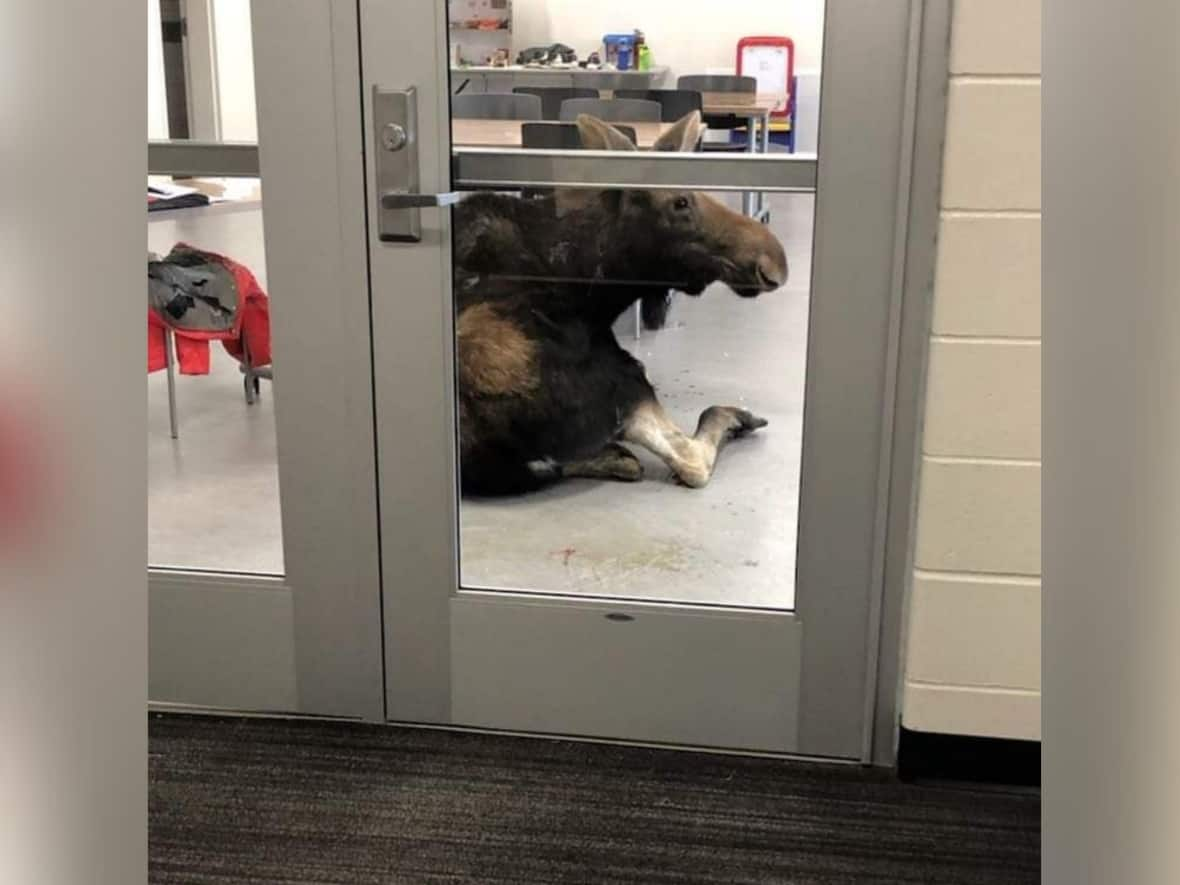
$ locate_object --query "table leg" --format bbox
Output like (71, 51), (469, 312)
(758, 114), (772, 220)
(741, 114), (758, 216)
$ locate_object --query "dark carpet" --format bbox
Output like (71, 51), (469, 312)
(149, 713), (1039, 884)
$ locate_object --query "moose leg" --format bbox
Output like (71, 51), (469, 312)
(622, 399), (766, 488)
(561, 443), (643, 482)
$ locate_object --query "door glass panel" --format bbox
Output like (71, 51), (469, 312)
(448, 2), (823, 609)
(148, 6), (281, 574)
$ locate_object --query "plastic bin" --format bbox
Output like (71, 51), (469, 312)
(603, 34), (635, 71)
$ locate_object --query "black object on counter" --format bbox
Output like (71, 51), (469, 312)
(516, 43), (577, 65)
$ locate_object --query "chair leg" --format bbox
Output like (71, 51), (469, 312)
(242, 336), (256, 405)
(634, 302), (642, 341)
(164, 329), (179, 440)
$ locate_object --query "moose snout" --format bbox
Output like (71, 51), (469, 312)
(756, 251), (788, 291)
(736, 212), (788, 293)
(746, 228), (789, 293)
(700, 193), (789, 295)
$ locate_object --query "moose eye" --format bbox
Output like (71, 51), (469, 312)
(673, 196), (691, 211)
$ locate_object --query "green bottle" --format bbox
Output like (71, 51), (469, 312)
(638, 43), (652, 72)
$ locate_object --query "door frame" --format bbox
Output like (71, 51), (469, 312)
(870, 0), (952, 765)
(363, 0), (952, 761)
(145, 0), (952, 765)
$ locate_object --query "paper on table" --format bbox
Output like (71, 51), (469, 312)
(147, 181), (201, 199)
(146, 176), (262, 204)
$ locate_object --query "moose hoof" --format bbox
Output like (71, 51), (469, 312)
(561, 443), (644, 482)
(601, 444), (644, 482)
(699, 406), (769, 439)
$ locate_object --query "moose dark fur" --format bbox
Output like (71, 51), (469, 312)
(453, 112), (788, 496)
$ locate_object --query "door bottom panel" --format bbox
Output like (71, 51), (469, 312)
(448, 593), (802, 753)
(149, 572), (297, 711)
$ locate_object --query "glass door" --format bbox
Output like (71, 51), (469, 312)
(148, 0), (383, 719)
(365, 0), (927, 756)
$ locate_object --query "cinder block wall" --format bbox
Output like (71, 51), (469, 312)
(902, 0), (1042, 740)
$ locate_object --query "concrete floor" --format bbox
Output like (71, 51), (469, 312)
(461, 194), (812, 609)
(148, 193), (813, 607)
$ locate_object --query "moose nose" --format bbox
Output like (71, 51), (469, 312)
(756, 253), (788, 291)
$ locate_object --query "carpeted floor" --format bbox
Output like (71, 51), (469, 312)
(149, 713), (1040, 884)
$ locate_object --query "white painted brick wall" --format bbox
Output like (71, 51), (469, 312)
(942, 80), (1041, 211)
(933, 214), (1041, 337)
(923, 339), (1041, 459)
(901, 0), (1042, 741)
(915, 459), (1042, 576)
(906, 573), (1041, 689)
(948, 0), (1041, 75)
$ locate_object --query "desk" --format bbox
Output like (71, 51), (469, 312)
(700, 92), (780, 118)
(452, 119), (675, 149)
(451, 95), (782, 221)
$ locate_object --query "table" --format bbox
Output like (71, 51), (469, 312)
(700, 92), (780, 118)
(452, 119), (676, 149)
(450, 91), (784, 222)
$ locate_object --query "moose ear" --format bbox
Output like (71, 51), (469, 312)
(575, 114), (639, 151)
(653, 110), (706, 153)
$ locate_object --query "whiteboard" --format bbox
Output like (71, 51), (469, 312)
(740, 45), (791, 114)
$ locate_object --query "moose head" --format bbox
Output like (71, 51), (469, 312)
(573, 111), (788, 298)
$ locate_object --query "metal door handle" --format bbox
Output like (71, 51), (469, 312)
(380, 191), (463, 210)
(375, 86), (454, 242)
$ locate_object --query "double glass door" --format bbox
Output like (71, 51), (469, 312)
(149, 0), (937, 761)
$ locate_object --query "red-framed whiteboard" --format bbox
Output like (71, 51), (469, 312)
(736, 36), (794, 119)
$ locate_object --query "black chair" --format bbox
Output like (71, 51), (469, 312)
(676, 74), (758, 96)
(677, 74), (757, 151)
(519, 122), (638, 196)
(614, 89), (702, 123)
(520, 122), (638, 149)
(558, 98), (662, 123)
(513, 86), (598, 120)
(451, 92), (542, 120)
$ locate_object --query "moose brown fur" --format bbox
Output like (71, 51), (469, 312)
(453, 112), (788, 495)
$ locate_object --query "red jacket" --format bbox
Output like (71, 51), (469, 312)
(147, 245), (271, 375)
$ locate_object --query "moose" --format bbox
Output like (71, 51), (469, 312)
(453, 111), (788, 496)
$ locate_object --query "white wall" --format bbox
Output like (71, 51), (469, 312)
(148, 0), (169, 139)
(148, 0), (254, 141)
(901, 0), (1042, 741)
(511, 0), (825, 77)
(212, 0), (257, 141)
(179, 1), (821, 142)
